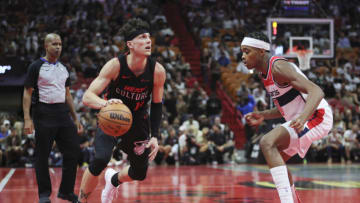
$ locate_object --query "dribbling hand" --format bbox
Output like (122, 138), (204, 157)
(147, 137), (159, 162)
(244, 112), (264, 126)
(105, 98), (123, 106)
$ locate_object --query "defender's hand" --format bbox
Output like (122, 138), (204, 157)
(244, 112), (264, 126)
(289, 117), (305, 133)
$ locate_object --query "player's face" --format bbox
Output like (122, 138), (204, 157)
(241, 45), (260, 69)
(129, 33), (151, 56)
(45, 37), (62, 58)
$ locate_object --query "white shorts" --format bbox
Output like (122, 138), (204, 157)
(282, 106), (333, 158)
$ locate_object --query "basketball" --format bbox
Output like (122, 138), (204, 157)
(97, 103), (133, 136)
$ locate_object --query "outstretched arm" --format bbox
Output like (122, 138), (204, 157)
(258, 107), (282, 119)
(245, 108), (282, 127)
(82, 58), (120, 109)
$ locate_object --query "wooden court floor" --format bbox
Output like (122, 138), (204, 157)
(0, 163), (359, 203)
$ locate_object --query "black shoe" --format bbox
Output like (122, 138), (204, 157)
(39, 196), (51, 203)
(57, 192), (78, 203)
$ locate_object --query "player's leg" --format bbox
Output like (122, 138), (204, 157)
(78, 129), (116, 202)
(114, 112), (150, 183)
(102, 113), (150, 203)
(55, 124), (80, 201)
(101, 141), (151, 203)
(33, 124), (57, 203)
(280, 151), (301, 203)
(259, 126), (294, 203)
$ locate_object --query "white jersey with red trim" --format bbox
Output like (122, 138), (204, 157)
(261, 56), (330, 121)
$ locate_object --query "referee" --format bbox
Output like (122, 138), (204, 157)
(23, 33), (82, 203)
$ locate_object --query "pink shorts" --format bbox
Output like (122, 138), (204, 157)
(282, 107), (333, 158)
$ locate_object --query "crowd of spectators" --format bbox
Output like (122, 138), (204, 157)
(1, 0), (360, 168)
(180, 0), (360, 164)
(0, 0), (235, 168)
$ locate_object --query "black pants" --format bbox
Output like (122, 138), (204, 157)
(34, 122), (79, 198)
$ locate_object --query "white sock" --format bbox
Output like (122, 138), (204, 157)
(270, 165), (294, 203)
(291, 184), (299, 203)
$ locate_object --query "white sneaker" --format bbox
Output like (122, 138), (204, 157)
(101, 168), (118, 203)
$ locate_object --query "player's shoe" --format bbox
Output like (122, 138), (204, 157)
(101, 168), (118, 203)
(58, 192), (78, 203)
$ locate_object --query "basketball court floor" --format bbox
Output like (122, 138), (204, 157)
(0, 163), (359, 203)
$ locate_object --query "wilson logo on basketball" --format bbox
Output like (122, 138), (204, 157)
(109, 112), (131, 122)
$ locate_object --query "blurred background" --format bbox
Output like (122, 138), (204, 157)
(0, 0), (359, 168)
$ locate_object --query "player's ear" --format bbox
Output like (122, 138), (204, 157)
(258, 48), (267, 56)
(127, 41), (133, 49)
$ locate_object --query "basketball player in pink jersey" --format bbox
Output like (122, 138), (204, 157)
(241, 32), (333, 203)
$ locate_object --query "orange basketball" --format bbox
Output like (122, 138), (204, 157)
(97, 103), (133, 136)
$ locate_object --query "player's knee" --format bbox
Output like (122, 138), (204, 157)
(128, 165), (148, 181)
(259, 136), (273, 151)
(89, 157), (111, 176)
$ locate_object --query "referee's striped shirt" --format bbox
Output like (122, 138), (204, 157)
(24, 57), (70, 104)
(24, 57), (74, 127)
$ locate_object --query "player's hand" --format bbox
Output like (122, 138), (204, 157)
(24, 119), (34, 135)
(244, 112), (264, 126)
(105, 99), (123, 106)
(289, 117), (305, 133)
(147, 137), (159, 162)
(75, 120), (84, 135)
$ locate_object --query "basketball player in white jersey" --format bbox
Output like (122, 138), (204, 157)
(241, 32), (333, 203)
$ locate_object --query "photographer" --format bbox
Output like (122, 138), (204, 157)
(180, 128), (200, 165)
(207, 124), (229, 164)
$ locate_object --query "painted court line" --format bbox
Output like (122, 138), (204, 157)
(0, 168), (16, 192)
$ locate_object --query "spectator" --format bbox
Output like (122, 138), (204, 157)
(344, 124), (360, 164)
(236, 92), (256, 115)
(4, 127), (23, 166)
(206, 93), (222, 118)
(325, 127), (346, 164)
(337, 32), (351, 49)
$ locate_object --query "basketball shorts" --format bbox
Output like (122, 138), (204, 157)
(94, 110), (150, 163)
(282, 106), (333, 158)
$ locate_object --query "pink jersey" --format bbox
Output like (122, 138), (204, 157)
(261, 56), (330, 122)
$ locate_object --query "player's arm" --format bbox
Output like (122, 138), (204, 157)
(82, 58), (120, 109)
(258, 108), (282, 119)
(147, 62), (166, 161)
(273, 60), (324, 127)
(244, 108), (282, 126)
(150, 62), (166, 138)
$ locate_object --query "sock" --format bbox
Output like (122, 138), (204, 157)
(270, 165), (294, 203)
(111, 172), (120, 187)
(291, 184), (300, 203)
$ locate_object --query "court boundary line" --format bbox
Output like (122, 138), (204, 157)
(0, 168), (16, 192)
